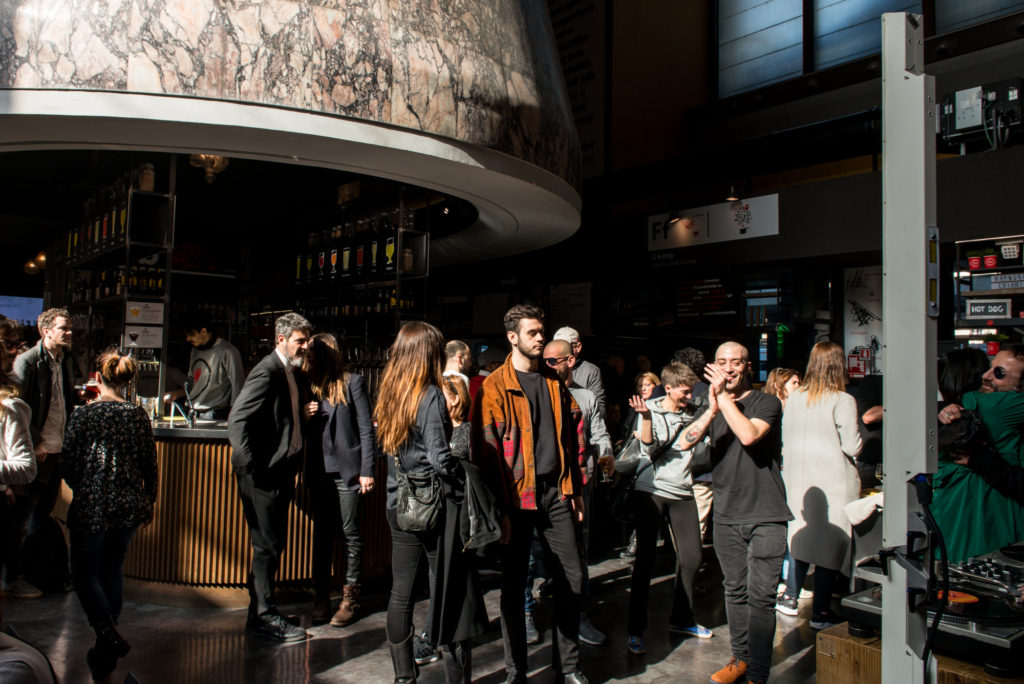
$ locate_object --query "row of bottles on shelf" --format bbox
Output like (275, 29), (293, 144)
(301, 287), (416, 322)
(68, 266), (166, 304)
(344, 345), (389, 399)
(296, 209), (417, 284)
(66, 164), (157, 264)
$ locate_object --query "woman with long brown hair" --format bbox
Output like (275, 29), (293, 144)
(776, 341), (861, 629)
(62, 351), (158, 682)
(302, 333), (375, 627)
(377, 322), (484, 684)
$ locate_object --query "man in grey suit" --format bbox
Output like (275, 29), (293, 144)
(228, 312), (311, 642)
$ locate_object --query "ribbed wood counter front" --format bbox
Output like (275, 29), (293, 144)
(101, 432), (392, 605)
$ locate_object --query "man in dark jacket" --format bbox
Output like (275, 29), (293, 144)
(228, 312), (311, 642)
(8, 308), (76, 598)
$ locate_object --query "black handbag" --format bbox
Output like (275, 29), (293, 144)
(937, 408), (993, 457)
(392, 453), (443, 533)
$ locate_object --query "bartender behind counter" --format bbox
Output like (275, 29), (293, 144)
(164, 311), (244, 419)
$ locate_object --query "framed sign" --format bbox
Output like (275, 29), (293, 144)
(126, 301), (164, 325)
(965, 299), (1011, 319)
(123, 326), (163, 348)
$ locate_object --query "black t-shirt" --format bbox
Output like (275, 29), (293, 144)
(852, 375), (883, 465)
(516, 370), (558, 476)
(709, 389), (792, 525)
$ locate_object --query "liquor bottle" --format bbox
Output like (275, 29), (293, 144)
(101, 188), (111, 248)
(384, 211), (397, 274)
(155, 268), (164, 293)
(317, 229), (327, 282)
(115, 268), (124, 296)
(341, 221), (353, 278)
(354, 218), (366, 277)
(94, 271), (103, 301)
(117, 183), (128, 245)
(305, 233), (317, 285)
(295, 248), (304, 284)
(329, 225), (340, 281)
(128, 266), (138, 293)
(369, 215), (380, 275)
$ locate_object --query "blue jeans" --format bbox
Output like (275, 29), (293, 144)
(70, 526), (138, 626)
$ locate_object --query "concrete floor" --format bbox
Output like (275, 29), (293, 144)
(2, 547), (821, 683)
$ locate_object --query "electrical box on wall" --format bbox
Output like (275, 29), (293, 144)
(940, 78), (1022, 147)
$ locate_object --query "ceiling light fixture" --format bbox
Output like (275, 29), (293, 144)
(189, 153), (230, 183)
(726, 185), (740, 202)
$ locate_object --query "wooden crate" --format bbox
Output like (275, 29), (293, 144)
(816, 623), (1017, 684)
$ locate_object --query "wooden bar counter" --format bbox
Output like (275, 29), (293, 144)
(60, 424), (392, 606)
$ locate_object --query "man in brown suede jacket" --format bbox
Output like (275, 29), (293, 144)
(470, 304), (587, 684)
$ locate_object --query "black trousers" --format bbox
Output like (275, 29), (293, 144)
(236, 459), (297, 618)
(628, 491), (702, 636)
(310, 472), (363, 593)
(385, 506), (440, 641)
(501, 478), (583, 678)
(714, 521), (787, 682)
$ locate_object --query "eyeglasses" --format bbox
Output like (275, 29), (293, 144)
(544, 356), (569, 367)
(993, 366), (1009, 380)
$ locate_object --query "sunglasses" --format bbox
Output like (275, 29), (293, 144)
(993, 366), (1009, 380)
(544, 356), (569, 367)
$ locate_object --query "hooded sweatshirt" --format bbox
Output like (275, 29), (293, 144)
(634, 395), (705, 500)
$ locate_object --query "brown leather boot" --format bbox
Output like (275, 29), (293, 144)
(330, 584), (360, 626)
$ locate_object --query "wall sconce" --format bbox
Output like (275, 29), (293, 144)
(189, 153), (230, 183)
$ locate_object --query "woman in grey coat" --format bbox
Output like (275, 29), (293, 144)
(776, 342), (862, 629)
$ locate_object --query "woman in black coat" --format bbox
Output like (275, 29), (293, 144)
(303, 333), (376, 627)
(376, 322), (486, 684)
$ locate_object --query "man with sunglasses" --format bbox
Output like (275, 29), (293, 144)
(935, 345), (1024, 561)
(527, 339), (614, 647)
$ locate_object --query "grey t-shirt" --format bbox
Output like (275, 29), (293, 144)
(188, 338), (245, 412)
(516, 370), (557, 477)
(709, 390), (792, 525)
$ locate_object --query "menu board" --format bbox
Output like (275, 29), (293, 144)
(124, 326), (163, 348)
(676, 277), (738, 321)
(126, 301), (164, 325)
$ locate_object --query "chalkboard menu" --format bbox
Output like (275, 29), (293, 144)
(676, 277), (739, 322)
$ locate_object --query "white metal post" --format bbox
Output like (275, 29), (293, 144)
(881, 12), (938, 684)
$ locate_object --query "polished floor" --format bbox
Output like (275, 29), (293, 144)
(2, 546), (822, 683)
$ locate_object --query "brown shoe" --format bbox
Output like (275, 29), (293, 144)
(710, 656), (748, 684)
(330, 584), (360, 627)
(312, 598), (332, 624)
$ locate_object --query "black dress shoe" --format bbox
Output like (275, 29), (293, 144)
(563, 671), (589, 684)
(247, 614), (308, 643)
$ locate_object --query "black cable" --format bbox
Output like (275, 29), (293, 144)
(920, 501), (950, 684)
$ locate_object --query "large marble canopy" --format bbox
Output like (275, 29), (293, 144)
(0, 0), (581, 263)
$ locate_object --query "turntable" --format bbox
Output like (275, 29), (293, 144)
(841, 545), (1024, 677)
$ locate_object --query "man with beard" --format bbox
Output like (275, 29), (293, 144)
(8, 308), (77, 598)
(228, 312), (311, 642)
(164, 312), (244, 419)
(936, 345), (1024, 560)
(704, 341), (790, 684)
(472, 305), (588, 684)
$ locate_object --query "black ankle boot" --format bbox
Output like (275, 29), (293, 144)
(387, 627), (418, 683)
(86, 646), (117, 681)
(443, 640), (472, 684)
(94, 619), (131, 658)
